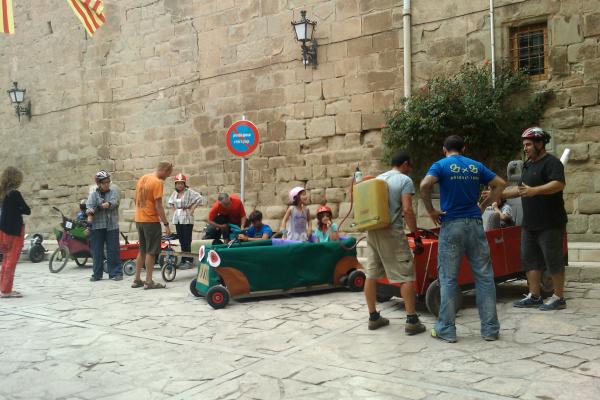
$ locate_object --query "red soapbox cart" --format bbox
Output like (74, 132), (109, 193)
(376, 208), (568, 316)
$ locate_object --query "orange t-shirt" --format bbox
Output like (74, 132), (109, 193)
(134, 173), (164, 223)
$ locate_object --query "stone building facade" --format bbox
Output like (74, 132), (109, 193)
(0, 0), (599, 240)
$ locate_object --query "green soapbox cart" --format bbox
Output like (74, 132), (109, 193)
(189, 237), (366, 309)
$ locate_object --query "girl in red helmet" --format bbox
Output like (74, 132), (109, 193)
(314, 204), (339, 243)
(167, 173), (203, 266)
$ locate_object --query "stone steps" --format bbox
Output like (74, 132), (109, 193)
(568, 241), (600, 263)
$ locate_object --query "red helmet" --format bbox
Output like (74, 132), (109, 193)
(521, 127), (550, 144)
(316, 205), (332, 215)
(174, 173), (187, 183)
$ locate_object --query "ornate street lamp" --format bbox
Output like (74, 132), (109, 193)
(7, 82), (31, 121)
(291, 10), (318, 68)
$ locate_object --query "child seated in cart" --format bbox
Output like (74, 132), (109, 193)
(313, 205), (339, 243)
(238, 210), (273, 242)
(491, 198), (514, 228)
(76, 200), (87, 222)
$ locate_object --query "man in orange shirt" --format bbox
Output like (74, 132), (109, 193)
(132, 161), (173, 289)
(206, 193), (247, 243)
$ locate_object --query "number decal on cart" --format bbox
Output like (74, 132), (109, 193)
(198, 264), (209, 286)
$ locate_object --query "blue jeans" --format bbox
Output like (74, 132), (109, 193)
(91, 229), (121, 278)
(435, 218), (499, 339)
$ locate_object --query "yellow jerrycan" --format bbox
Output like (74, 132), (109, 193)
(352, 178), (390, 231)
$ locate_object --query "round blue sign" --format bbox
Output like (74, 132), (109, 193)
(226, 120), (260, 157)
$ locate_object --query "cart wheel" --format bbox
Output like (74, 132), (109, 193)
(102, 260), (109, 273)
(123, 260), (136, 276)
(161, 262), (177, 282)
(75, 257), (88, 267)
(347, 270), (366, 292)
(425, 279), (463, 317)
(206, 285), (230, 309)
(376, 295), (393, 303)
(425, 279), (441, 316)
(540, 270), (554, 297)
(189, 279), (202, 297)
(28, 244), (45, 263)
(49, 248), (69, 273)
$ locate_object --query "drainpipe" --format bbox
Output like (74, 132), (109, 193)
(489, 0), (496, 88)
(403, 0), (411, 98)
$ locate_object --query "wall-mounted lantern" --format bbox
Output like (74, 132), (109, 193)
(7, 82), (31, 121)
(291, 10), (317, 68)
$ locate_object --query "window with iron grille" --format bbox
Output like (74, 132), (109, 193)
(510, 23), (548, 80)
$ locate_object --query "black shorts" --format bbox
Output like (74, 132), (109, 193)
(521, 228), (567, 273)
(136, 222), (162, 256)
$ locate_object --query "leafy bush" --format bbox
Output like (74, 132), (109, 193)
(382, 63), (549, 178)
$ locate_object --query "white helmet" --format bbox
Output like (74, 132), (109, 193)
(288, 186), (305, 204)
(95, 170), (111, 184)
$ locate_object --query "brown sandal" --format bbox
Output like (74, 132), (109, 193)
(131, 279), (145, 288)
(144, 281), (166, 290)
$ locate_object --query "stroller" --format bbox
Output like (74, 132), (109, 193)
(48, 207), (92, 273)
(22, 233), (47, 263)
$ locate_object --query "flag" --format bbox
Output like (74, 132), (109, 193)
(67, 0), (106, 36)
(1, 0), (15, 34)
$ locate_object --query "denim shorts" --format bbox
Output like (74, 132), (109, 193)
(521, 228), (567, 273)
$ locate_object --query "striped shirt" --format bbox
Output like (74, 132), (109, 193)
(168, 188), (203, 225)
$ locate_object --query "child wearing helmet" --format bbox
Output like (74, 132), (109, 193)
(76, 200), (87, 222)
(314, 204), (339, 243)
(280, 187), (311, 241)
(167, 173), (203, 266)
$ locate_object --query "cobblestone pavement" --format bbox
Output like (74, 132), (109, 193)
(1, 261), (599, 400)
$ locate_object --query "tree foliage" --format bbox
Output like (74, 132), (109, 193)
(382, 64), (550, 178)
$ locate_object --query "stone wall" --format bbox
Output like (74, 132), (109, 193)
(0, 0), (598, 240)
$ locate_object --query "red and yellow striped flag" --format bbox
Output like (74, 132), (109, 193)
(1, 0), (15, 34)
(67, 0), (106, 36)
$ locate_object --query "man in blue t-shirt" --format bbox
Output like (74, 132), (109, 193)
(420, 135), (506, 343)
(238, 210), (272, 242)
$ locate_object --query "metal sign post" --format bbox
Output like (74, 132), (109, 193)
(225, 116), (260, 204)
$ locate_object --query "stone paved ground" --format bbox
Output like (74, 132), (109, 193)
(1, 261), (600, 400)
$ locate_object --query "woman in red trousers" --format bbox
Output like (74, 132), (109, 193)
(0, 167), (30, 298)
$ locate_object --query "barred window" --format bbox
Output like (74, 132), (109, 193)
(510, 23), (548, 80)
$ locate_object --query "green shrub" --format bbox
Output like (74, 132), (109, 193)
(382, 63), (549, 178)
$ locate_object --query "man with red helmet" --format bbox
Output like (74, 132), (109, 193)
(504, 127), (568, 310)
(167, 173), (203, 266)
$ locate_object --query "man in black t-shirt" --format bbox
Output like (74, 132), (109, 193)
(503, 127), (568, 311)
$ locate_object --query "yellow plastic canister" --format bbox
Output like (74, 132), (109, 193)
(352, 179), (390, 231)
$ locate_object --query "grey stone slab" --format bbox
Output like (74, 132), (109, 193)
(533, 353), (586, 368)
(472, 376), (529, 397)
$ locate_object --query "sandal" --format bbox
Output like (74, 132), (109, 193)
(144, 281), (166, 290)
(131, 279), (145, 288)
